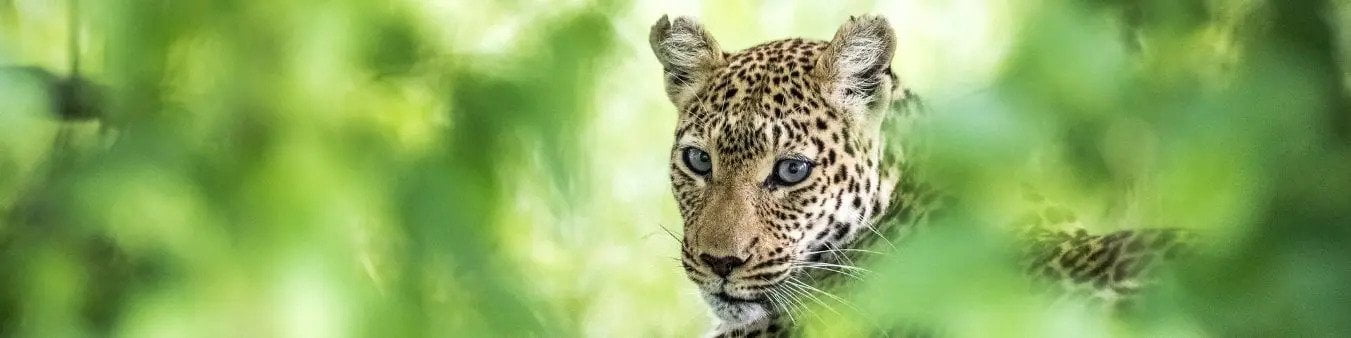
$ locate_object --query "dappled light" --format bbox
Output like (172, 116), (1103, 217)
(1, 0), (1348, 336)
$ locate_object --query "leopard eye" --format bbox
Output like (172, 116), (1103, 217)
(772, 158), (812, 185)
(683, 147), (713, 175)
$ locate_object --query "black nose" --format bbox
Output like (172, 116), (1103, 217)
(699, 253), (746, 277)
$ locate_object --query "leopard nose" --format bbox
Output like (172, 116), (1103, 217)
(699, 253), (746, 277)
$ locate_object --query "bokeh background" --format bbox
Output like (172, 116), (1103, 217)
(1, 0), (1348, 337)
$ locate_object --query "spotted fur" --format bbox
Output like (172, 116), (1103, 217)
(1016, 202), (1197, 309)
(649, 15), (1191, 337)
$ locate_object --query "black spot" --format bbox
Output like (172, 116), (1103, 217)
(832, 222), (850, 241)
(1125, 237), (1145, 254)
(1113, 258), (1135, 281)
(1057, 251), (1078, 267)
(1151, 230), (1177, 249)
(1041, 266), (1059, 279)
(1086, 245), (1109, 263)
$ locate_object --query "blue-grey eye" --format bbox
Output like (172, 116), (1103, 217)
(683, 147), (713, 175)
(772, 158), (812, 185)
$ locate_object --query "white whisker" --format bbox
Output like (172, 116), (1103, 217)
(788, 279), (852, 310)
(824, 242), (859, 268)
(774, 284), (810, 321)
(795, 265), (865, 281)
(791, 261), (874, 273)
(783, 277), (841, 317)
(860, 217), (898, 250)
(765, 287), (797, 326)
(800, 248), (884, 255)
(779, 285), (824, 324)
(788, 279), (893, 336)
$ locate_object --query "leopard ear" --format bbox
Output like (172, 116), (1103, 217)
(814, 15), (897, 120)
(650, 15), (726, 108)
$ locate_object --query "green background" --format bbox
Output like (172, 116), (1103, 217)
(1, 0), (1348, 336)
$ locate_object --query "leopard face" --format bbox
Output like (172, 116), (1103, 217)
(650, 15), (901, 326)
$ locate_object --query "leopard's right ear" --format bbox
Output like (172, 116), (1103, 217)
(650, 15), (725, 108)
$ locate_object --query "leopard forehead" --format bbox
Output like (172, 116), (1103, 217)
(674, 38), (852, 162)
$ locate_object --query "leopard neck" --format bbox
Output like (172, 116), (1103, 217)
(850, 90), (934, 254)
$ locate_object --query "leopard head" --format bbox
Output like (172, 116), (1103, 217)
(649, 15), (900, 325)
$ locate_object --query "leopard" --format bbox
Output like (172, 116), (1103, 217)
(648, 15), (1192, 337)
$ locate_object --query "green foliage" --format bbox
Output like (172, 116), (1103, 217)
(1, 0), (1347, 337)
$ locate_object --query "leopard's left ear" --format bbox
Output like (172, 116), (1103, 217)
(815, 15), (897, 121)
(650, 15), (726, 108)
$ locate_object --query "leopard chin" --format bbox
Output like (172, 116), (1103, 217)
(702, 291), (773, 325)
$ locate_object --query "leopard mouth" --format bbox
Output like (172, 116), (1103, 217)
(713, 291), (763, 304)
